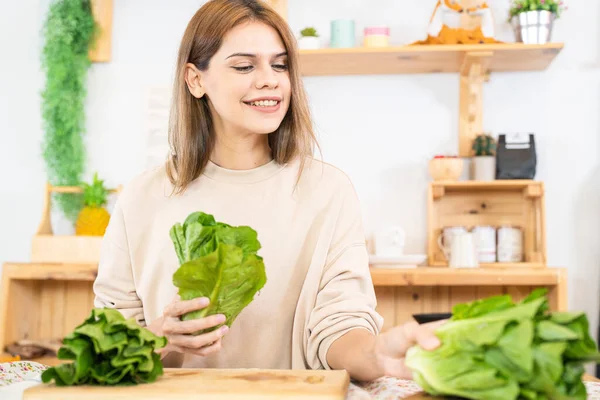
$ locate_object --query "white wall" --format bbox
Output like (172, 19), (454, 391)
(1, 0), (598, 351)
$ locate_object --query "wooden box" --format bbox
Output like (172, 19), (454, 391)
(427, 180), (546, 268)
(0, 263), (97, 363)
(31, 183), (120, 264)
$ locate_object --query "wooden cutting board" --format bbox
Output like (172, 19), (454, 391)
(23, 368), (350, 399)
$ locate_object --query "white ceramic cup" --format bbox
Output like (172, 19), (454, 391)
(374, 226), (406, 257)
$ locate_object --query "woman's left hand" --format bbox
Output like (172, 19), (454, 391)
(374, 319), (446, 379)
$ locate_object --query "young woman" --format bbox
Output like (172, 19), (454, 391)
(93, 0), (441, 382)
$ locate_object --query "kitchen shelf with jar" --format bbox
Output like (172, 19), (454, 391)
(427, 179), (546, 268)
(263, 0), (564, 158)
(297, 42), (563, 158)
(297, 43), (563, 76)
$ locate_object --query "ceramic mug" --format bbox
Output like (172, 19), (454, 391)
(374, 226), (406, 257)
(437, 226), (468, 260)
(448, 232), (479, 268)
(330, 19), (356, 48)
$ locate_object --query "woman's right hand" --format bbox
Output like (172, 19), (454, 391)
(149, 296), (229, 358)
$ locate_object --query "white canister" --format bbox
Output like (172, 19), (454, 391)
(497, 226), (523, 262)
(472, 225), (497, 263)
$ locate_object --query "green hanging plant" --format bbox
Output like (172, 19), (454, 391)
(41, 0), (97, 221)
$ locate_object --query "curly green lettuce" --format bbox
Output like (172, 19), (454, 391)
(41, 308), (166, 386)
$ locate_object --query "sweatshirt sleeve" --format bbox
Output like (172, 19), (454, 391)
(305, 176), (384, 370)
(93, 197), (146, 326)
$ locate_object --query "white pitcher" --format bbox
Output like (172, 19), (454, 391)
(448, 232), (479, 268)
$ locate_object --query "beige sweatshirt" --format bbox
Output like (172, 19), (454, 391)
(93, 157), (383, 371)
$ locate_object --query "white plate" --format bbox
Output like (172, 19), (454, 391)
(369, 254), (427, 268)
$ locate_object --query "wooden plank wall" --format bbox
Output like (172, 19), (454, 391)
(375, 285), (545, 331)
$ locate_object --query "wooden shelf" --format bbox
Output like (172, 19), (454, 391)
(298, 43), (563, 76)
(430, 179), (543, 190)
(430, 179), (544, 200)
(1, 263), (98, 281)
(0, 263), (97, 354)
(370, 267), (565, 287)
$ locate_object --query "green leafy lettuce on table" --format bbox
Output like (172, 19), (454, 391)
(41, 308), (167, 386)
(170, 211), (267, 334)
(405, 289), (600, 400)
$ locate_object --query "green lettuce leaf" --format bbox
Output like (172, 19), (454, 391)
(405, 290), (600, 400)
(41, 308), (166, 386)
(170, 211), (267, 334)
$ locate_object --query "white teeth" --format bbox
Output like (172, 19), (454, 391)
(250, 100), (278, 107)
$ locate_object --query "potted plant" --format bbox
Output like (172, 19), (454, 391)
(298, 27), (321, 50)
(509, 0), (567, 44)
(471, 133), (497, 181)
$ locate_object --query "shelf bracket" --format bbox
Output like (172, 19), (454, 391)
(432, 185), (445, 199)
(459, 51), (493, 157)
(524, 183), (544, 198)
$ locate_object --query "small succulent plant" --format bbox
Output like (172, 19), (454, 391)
(300, 27), (319, 37)
(472, 133), (497, 157)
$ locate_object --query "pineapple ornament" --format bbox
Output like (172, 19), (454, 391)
(75, 173), (111, 236)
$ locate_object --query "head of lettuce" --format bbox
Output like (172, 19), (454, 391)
(170, 211), (267, 335)
(404, 289), (600, 400)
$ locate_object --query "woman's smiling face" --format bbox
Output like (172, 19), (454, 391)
(186, 21), (291, 137)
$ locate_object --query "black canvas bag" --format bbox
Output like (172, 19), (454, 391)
(496, 133), (537, 180)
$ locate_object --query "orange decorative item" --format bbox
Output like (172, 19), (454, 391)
(413, 0), (502, 45)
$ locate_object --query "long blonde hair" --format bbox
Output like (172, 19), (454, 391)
(166, 0), (318, 193)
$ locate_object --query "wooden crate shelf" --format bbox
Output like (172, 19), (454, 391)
(298, 43), (563, 76)
(0, 263), (97, 356)
(427, 180), (546, 268)
(31, 183), (121, 264)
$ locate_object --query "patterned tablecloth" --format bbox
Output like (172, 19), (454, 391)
(2, 361), (600, 399)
